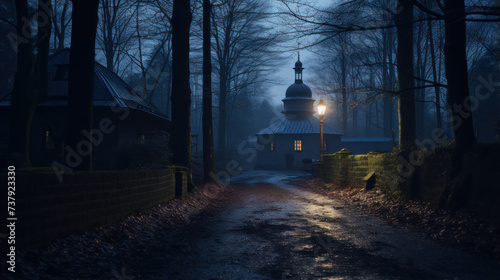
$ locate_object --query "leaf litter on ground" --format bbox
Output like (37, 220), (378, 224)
(5, 183), (236, 280)
(294, 178), (500, 259)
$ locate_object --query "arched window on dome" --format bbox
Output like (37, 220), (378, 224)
(294, 59), (303, 83)
(295, 71), (302, 81)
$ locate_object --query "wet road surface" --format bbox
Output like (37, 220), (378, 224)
(138, 171), (500, 279)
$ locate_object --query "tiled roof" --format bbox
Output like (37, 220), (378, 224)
(341, 138), (395, 142)
(0, 49), (167, 120)
(257, 115), (342, 135)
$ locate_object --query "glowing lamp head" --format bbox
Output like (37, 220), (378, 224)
(317, 98), (326, 116)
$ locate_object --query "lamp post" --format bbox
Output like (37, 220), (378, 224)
(316, 98), (326, 161)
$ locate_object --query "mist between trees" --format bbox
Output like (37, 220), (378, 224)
(1, 0), (498, 175)
(1, 1), (283, 167)
(278, 0), (499, 149)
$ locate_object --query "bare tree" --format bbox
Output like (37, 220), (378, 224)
(426, 3), (443, 130)
(52, 0), (71, 51)
(125, 0), (173, 110)
(97, 0), (136, 73)
(396, 0), (416, 148)
(66, 0), (100, 171)
(170, 0), (194, 189)
(381, 0), (396, 138)
(413, 0), (499, 143)
(212, 0), (281, 160)
(308, 0), (399, 139)
(282, 0), (498, 144)
(442, 0), (476, 152)
(37, 0), (52, 102)
(0, 1), (16, 91)
(203, 0), (216, 182)
(9, 0), (37, 166)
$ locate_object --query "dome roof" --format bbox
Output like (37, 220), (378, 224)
(294, 59), (303, 69)
(286, 82), (312, 98)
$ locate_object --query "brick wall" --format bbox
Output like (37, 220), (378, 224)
(320, 145), (500, 224)
(2, 166), (186, 248)
(415, 145), (500, 222)
(321, 148), (397, 189)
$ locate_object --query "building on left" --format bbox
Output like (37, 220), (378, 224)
(0, 48), (171, 169)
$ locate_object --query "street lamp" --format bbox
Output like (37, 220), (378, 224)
(316, 98), (326, 161)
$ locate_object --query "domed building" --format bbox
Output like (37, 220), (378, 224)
(255, 58), (342, 170)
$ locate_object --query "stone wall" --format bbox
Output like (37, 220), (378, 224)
(415, 145), (500, 222)
(321, 148), (397, 189)
(320, 145), (500, 224)
(1, 166), (186, 248)
(340, 138), (395, 154)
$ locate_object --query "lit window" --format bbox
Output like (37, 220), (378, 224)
(45, 130), (55, 150)
(140, 134), (146, 143)
(294, 140), (302, 151)
(270, 141), (274, 151)
(323, 140), (327, 151)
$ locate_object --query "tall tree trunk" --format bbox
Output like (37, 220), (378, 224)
(367, 103), (372, 137)
(52, 0), (70, 51)
(415, 18), (425, 138)
(336, 96), (342, 130)
(203, 0), (216, 183)
(387, 26), (396, 135)
(166, 62), (173, 116)
(60, 0), (69, 50)
(428, 19), (442, 130)
(352, 78), (358, 137)
(395, 0), (416, 148)
(218, 65), (227, 160)
(215, 3), (235, 163)
(341, 43), (347, 136)
(367, 68), (374, 137)
(67, 0), (99, 171)
(170, 0), (194, 189)
(443, 0), (476, 152)
(37, 0), (52, 103)
(102, 0), (115, 71)
(376, 97), (380, 135)
(496, 0), (500, 64)
(382, 24), (393, 137)
(9, 0), (36, 166)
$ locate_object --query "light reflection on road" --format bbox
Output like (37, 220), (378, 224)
(147, 170), (500, 280)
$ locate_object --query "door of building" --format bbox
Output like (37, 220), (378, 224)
(285, 154), (294, 169)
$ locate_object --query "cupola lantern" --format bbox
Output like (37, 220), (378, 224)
(282, 57), (315, 118)
(294, 59), (304, 83)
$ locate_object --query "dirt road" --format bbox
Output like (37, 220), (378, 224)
(138, 170), (500, 279)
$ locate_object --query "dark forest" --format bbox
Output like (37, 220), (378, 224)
(1, 0), (500, 279)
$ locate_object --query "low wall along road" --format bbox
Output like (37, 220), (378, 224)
(0, 166), (188, 248)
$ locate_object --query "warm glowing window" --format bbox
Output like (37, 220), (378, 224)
(45, 130), (55, 150)
(294, 140), (302, 151)
(323, 140), (327, 151)
(270, 141), (274, 151)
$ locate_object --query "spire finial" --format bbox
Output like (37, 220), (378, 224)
(297, 42), (300, 61)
